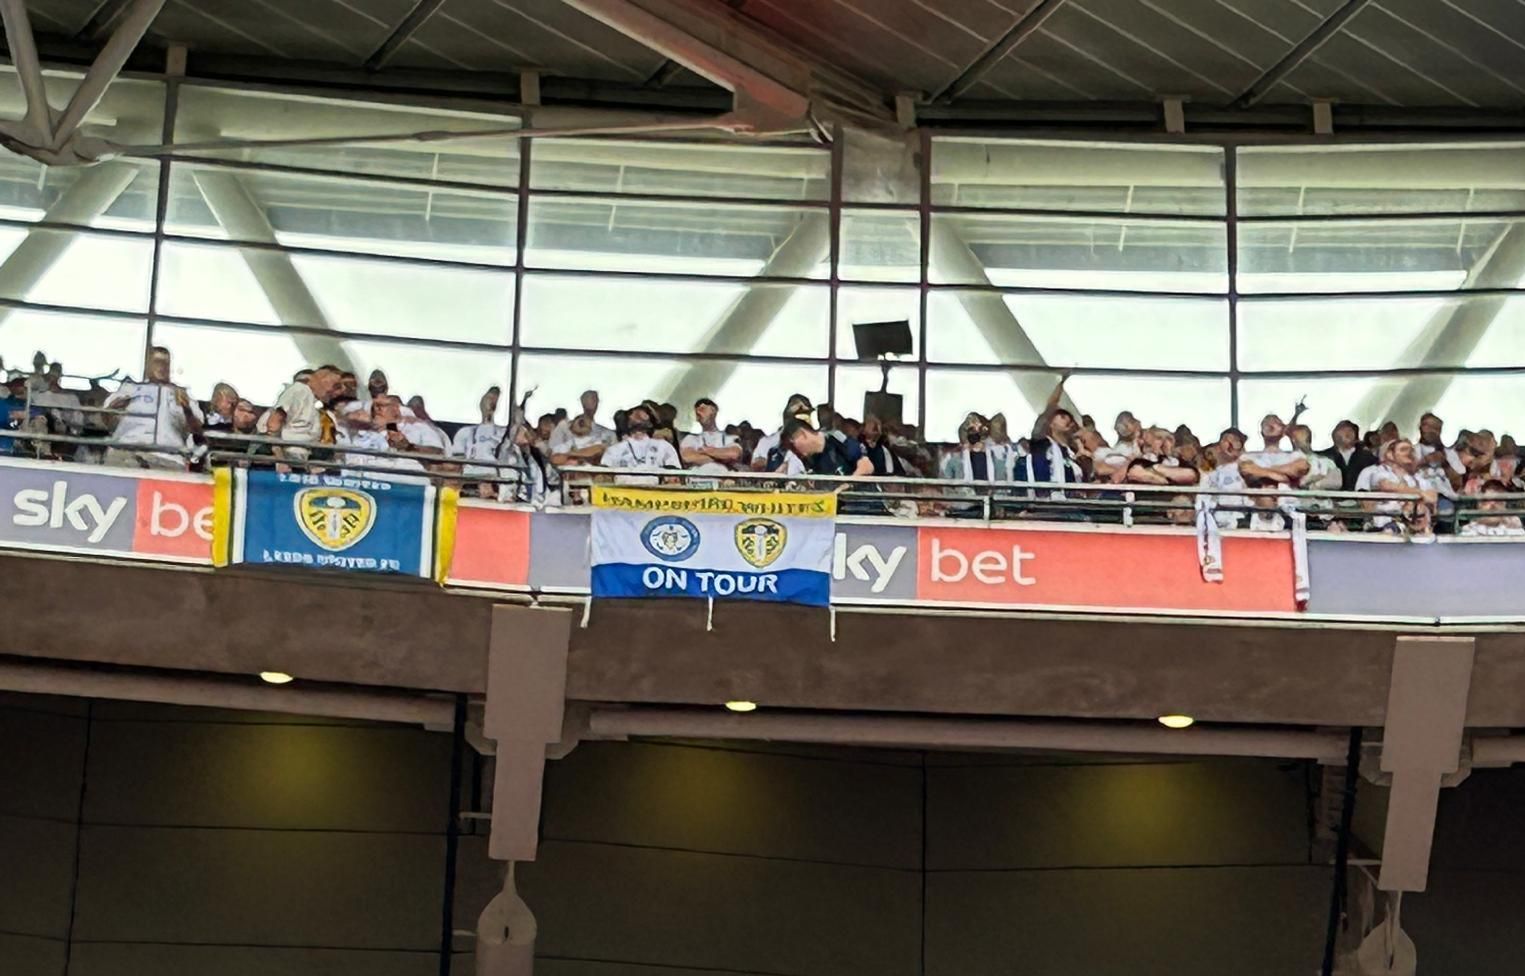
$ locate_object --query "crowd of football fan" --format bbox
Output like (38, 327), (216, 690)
(5, 347), (1523, 536)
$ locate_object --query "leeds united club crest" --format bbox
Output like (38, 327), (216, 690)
(641, 515), (701, 562)
(734, 518), (787, 569)
(294, 487), (377, 552)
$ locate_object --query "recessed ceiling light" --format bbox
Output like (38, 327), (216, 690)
(1157, 714), (1195, 730)
(259, 671), (294, 685)
(724, 700), (758, 713)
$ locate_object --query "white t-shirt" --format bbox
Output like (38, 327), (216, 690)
(602, 436), (680, 471)
(1300, 452), (1342, 492)
(1414, 440), (1463, 475)
(752, 427), (806, 475)
(1461, 519), (1525, 537)
(680, 429), (740, 474)
(1241, 448), (1301, 470)
(549, 428), (614, 461)
(112, 381), (202, 448)
(340, 421), (447, 473)
(1203, 462), (1248, 528)
(549, 417), (615, 456)
(274, 381), (323, 443)
(452, 423), (508, 475)
(1359, 464), (1420, 528)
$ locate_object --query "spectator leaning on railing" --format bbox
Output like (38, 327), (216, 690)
(104, 346), (204, 470)
(265, 365), (342, 464)
(1359, 438), (1435, 534)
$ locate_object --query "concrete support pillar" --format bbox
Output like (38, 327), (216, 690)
(475, 604), (573, 976)
(1375, 635), (1474, 893)
(188, 168), (354, 370)
(655, 213), (829, 408)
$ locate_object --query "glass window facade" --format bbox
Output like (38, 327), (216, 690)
(6, 73), (1525, 440)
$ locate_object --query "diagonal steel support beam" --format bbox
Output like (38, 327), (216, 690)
(190, 169), (354, 371)
(50, 0), (165, 151)
(933, 0), (1071, 103)
(1353, 223), (1525, 429)
(556, 0), (809, 120)
(655, 213), (830, 408)
(0, 0), (55, 142)
(0, 162), (139, 325)
(75, 0), (141, 42)
(363, 0), (448, 72)
(1233, 0), (1376, 108)
(930, 221), (1080, 418)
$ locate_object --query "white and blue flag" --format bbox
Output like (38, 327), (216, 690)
(590, 486), (837, 607)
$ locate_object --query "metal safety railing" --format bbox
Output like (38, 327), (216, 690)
(7, 407), (1525, 537)
(552, 465), (1468, 536)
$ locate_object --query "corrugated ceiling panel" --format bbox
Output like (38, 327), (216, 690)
(740, 0), (969, 93)
(1065, 0), (1261, 98)
(25, 0), (99, 35)
(395, 0), (665, 79)
(1366, 0), (1525, 104)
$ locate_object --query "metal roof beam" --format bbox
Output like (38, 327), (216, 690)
(933, 0), (1071, 104)
(75, 0), (140, 42)
(1233, 0), (1377, 108)
(554, 0), (890, 125)
(363, 0), (448, 73)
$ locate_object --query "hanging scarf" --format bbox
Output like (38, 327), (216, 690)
(1196, 494), (1223, 583)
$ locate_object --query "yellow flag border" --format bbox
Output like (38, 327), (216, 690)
(591, 485), (837, 518)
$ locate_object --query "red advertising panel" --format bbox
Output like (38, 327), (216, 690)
(448, 503), (531, 588)
(916, 525), (1297, 613)
(131, 476), (215, 562)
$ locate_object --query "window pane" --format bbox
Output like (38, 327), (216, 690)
(1237, 219), (1525, 293)
(931, 214), (1226, 292)
(931, 138), (1225, 216)
(836, 286), (920, 359)
(516, 353), (826, 431)
(0, 309), (145, 382)
(1240, 295), (1525, 371)
(0, 157), (160, 229)
(154, 321), (509, 422)
(152, 322), (310, 405)
(834, 364), (919, 428)
(928, 291), (1228, 370)
(526, 198), (828, 278)
(925, 370), (1229, 444)
(520, 274), (827, 357)
(531, 137), (828, 200)
(0, 70), (162, 228)
(166, 165), (517, 263)
(157, 242), (513, 344)
(1237, 144), (1525, 216)
(1245, 374), (1525, 441)
(1237, 377), (1414, 438)
(840, 209), (919, 283)
(0, 227), (152, 312)
(174, 85), (521, 186)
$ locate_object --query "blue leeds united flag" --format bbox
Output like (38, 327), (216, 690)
(590, 486), (837, 607)
(212, 468), (457, 580)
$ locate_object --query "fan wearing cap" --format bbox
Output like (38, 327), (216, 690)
(783, 416), (872, 479)
(600, 403), (681, 484)
(680, 397), (742, 474)
(752, 393), (815, 474)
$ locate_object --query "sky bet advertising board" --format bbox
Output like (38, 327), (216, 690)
(212, 468), (457, 580)
(589, 486), (836, 607)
